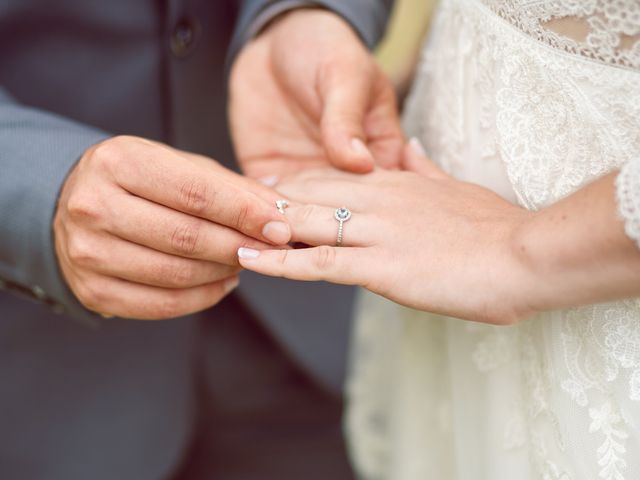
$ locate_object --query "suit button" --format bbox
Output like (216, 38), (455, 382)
(32, 285), (47, 300)
(170, 19), (199, 57)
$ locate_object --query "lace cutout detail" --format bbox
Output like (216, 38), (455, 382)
(481, 0), (640, 70)
(616, 159), (640, 249)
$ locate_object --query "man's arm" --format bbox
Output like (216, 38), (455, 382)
(0, 87), (109, 320)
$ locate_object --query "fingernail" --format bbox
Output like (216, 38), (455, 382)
(262, 221), (290, 244)
(238, 247), (260, 260)
(351, 138), (374, 159)
(409, 137), (427, 157)
(223, 276), (240, 294)
(259, 175), (279, 187)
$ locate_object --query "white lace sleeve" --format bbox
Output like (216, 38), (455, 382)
(616, 159), (640, 248)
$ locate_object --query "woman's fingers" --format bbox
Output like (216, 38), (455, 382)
(284, 203), (374, 247)
(238, 245), (370, 285)
(403, 138), (448, 179)
(276, 178), (375, 211)
(281, 166), (381, 184)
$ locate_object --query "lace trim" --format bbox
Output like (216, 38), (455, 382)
(481, 0), (640, 71)
(616, 159), (640, 249)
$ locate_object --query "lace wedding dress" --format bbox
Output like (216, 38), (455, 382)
(347, 1), (640, 479)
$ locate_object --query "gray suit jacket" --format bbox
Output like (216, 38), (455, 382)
(0, 0), (392, 478)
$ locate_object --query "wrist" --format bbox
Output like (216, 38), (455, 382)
(257, 7), (360, 50)
(508, 209), (554, 320)
(508, 172), (640, 317)
(487, 208), (541, 324)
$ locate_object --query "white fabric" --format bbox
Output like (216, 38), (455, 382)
(346, 1), (640, 479)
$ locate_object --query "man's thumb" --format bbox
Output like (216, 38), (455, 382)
(319, 65), (376, 173)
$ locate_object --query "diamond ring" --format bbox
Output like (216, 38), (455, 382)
(275, 199), (289, 214)
(334, 207), (352, 247)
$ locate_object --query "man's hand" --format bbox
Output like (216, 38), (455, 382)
(54, 136), (291, 320)
(229, 8), (404, 180)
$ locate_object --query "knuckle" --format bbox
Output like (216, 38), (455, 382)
(312, 245), (336, 271)
(179, 179), (211, 216)
(75, 279), (105, 311)
(66, 191), (102, 223)
(275, 249), (289, 266)
(170, 221), (202, 256)
(161, 262), (196, 288)
(67, 234), (97, 267)
(70, 280), (90, 305)
(231, 199), (254, 232)
(90, 137), (127, 171)
(299, 204), (318, 224)
(154, 290), (184, 319)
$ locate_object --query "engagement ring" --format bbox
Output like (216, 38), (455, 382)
(334, 207), (352, 247)
(275, 199), (289, 214)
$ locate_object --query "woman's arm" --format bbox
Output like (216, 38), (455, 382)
(238, 141), (640, 324)
(514, 169), (640, 315)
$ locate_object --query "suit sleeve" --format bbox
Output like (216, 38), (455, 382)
(227, 0), (395, 69)
(0, 87), (109, 322)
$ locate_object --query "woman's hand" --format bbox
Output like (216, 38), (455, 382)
(238, 140), (535, 324)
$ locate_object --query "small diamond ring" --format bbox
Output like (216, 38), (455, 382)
(334, 207), (352, 247)
(275, 199), (289, 214)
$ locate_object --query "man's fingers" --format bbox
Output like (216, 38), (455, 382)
(101, 138), (290, 244)
(72, 272), (239, 320)
(180, 150), (286, 204)
(319, 60), (376, 173)
(105, 194), (275, 265)
(237, 246), (369, 285)
(69, 233), (239, 288)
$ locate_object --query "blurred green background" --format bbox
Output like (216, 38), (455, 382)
(376, 0), (436, 95)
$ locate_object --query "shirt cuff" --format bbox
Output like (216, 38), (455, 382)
(226, 0), (390, 75)
(244, 1), (319, 41)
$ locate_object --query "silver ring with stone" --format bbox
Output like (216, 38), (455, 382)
(276, 199), (289, 215)
(334, 207), (352, 247)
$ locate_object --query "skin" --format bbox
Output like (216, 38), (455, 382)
(54, 136), (291, 320)
(238, 140), (640, 325)
(54, 9), (404, 320)
(229, 8), (405, 179)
